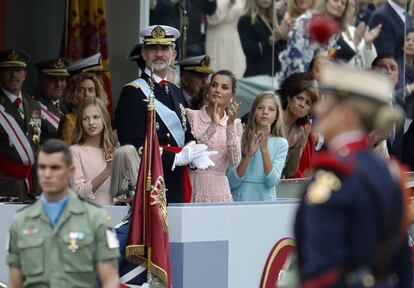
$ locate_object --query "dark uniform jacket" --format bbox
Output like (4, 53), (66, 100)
(36, 95), (67, 141)
(0, 89), (43, 201)
(114, 72), (193, 203)
(295, 139), (412, 287)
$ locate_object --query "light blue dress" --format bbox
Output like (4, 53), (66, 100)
(227, 136), (288, 201)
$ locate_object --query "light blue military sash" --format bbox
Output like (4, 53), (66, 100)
(129, 78), (185, 147)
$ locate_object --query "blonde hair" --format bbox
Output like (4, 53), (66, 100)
(64, 72), (108, 113)
(110, 145), (141, 198)
(242, 91), (286, 155)
(72, 97), (117, 155)
(288, 0), (316, 19)
(244, 0), (275, 26)
(313, 0), (350, 30)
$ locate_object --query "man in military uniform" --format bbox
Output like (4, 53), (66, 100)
(35, 57), (69, 141)
(0, 49), (43, 202)
(114, 25), (216, 203)
(294, 64), (412, 287)
(7, 139), (119, 287)
(179, 54), (213, 108)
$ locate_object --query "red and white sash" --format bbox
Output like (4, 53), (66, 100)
(0, 105), (35, 189)
(0, 105), (34, 165)
(40, 103), (60, 129)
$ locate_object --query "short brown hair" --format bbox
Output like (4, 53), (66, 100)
(38, 139), (73, 166)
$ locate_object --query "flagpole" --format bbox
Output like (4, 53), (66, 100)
(145, 67), (156, 284)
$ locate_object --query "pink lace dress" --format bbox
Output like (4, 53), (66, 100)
(186, 107), (243, 202)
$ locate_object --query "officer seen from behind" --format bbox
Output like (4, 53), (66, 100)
(294, 64), (412, 287)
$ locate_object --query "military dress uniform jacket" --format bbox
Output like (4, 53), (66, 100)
(294, 144), (412, 287)
(36, 95), (67, 141)
(114, 72), (193, 203)
(0, 89), (43, 201)
(7, 190), (120, 287)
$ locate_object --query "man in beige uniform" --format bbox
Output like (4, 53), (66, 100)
(7, 139), (119, 287)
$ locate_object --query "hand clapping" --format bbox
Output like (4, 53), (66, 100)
(227, 100), (240, 126)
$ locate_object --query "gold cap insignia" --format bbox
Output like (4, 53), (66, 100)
(152, 26), (166, 39)
(201, 56), (210, 67)
(8, 50), (18, 61)
(306, 170), (341, 205)
(55, 58), (65, 69)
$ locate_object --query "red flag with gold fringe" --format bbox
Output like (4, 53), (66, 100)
(62, 0), (113, 116)
(126, 98), (173, 288)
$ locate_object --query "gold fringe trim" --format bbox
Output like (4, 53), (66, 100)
(126, 245), (146, 265)
(149, 261), (169, 286)
(126, 245), (170, 286)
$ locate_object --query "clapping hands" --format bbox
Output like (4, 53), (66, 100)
(211, 101), (240, 126)
(227, 101), (240, 126)
(353, 22), (381, 49)
(245, 124), (271, 156)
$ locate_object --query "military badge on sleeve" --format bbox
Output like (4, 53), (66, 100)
(306, 170), (341, 205)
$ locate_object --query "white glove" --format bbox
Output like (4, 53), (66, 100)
(191, 150), (218, 170)
(172, 142), (208, 170)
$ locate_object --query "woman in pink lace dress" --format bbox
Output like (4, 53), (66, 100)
(186, 70), (243, 203)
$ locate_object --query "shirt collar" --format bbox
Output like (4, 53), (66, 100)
(41, 194), (68, 222)
(27, 190), (84, 218)
(328, 130), (368, 152)
(199, 106), (228, 127)
(144, 67), (167, 84)
(2, 88), (22, 103)
(388, 0), (405, 22)
(40, 193), (69, 205)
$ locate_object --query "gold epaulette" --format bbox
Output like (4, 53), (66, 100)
(125, 82), (140, 89)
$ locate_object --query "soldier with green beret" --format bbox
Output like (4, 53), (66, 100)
(7, 139), (119, 287)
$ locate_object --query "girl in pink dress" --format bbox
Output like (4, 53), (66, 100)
(70, 97), (117, 205)
(186, 70), (243, 202)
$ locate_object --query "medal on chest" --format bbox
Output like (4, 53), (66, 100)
(68, 231), (85, 252)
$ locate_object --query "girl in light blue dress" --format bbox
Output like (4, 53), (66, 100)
(227, 91), (288, 201)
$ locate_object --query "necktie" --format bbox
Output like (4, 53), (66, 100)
(13, 98), (22, 109)
(13, 98), (24, 119)
(159, 80), (169, 94)
(55, 102), (60, 111)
